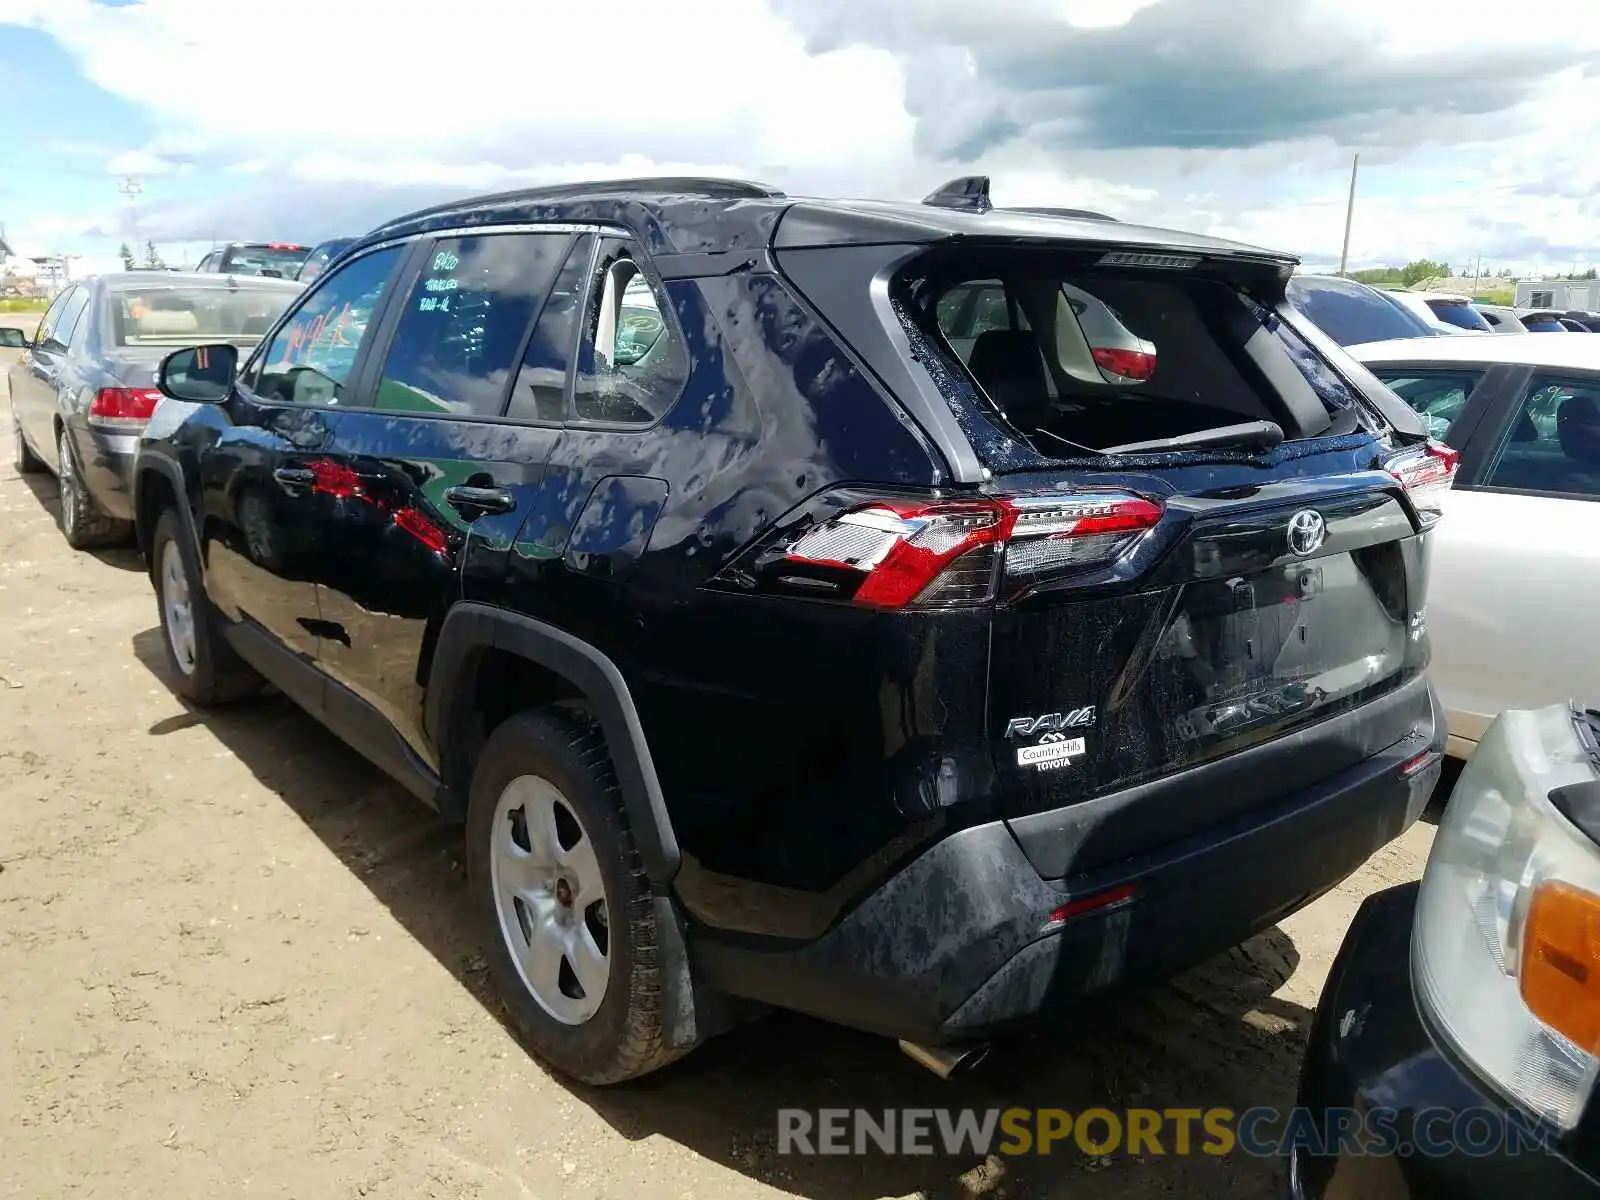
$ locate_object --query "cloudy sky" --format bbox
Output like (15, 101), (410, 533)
(1, 0), (1597, 274)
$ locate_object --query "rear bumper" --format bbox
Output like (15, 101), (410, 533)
(77, 424), (138, 520)
(693, 677), (1444, 1041)
(1292, 883), (1598, 1199)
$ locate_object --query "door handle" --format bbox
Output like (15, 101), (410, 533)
(444, 485), (516, 516)
(273, 467), (316, 487)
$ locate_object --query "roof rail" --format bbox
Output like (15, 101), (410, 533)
(922, 175), (992, 214)
(505, 176), (786, 203)
(1004, 205), (1118, 223)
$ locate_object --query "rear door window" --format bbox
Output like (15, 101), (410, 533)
(507, 235), (592, 423)
(373, 232), (571, 418)
(52, 287), (93, 351)
(1484, 377), (1600, 498)
(1370, 371), (1483, 443)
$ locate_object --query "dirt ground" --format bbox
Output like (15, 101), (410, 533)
(0, 319), (1437, 1200)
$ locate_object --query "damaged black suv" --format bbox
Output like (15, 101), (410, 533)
(133, 175), (1449, 1083)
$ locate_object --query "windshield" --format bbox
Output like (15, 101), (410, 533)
(1285, 276), (1436, 346)
(1524, 316), (1567, 332)
(111, 286), (296, 346)
(1425, 298), (1493, 332)
(225, 245), (310, 278)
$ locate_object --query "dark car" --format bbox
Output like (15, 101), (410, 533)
(296, 237), (357, 284)
(132, 175), (1449, 1085)
(1564, 311), (1600, 333)
(195, 242), (312, 279)
(7, 272), (301, 548)
(1287, 274), (1441, 348)
(1294, 703), (1600, 1199)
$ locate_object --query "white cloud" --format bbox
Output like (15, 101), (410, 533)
(106, 149), (177, 176)
(5, 0), (1598, 273)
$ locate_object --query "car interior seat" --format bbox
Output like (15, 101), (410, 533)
(966, 329), (1056, 432)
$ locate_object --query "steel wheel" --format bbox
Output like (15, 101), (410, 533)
(489, 774), (611, 1025)
(160, 538), (198, 676)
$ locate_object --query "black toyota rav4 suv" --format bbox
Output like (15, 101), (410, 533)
(134, 176), (1450, 1084)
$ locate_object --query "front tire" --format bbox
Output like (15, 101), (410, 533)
(150, 509), (261, 705)
(57, 427), (130, 549)
(465, 709), (686, 1084)
(12, 415), (44, 474)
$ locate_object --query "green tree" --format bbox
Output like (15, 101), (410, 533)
(142, 240), (165, 270)
(1399, 258), (1450, 286)
(118, 242), (135, 271)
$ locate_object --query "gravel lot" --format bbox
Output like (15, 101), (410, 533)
(0, 317), (1436, 1200)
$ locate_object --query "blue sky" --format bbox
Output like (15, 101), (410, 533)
(2, 0), (1597, 275)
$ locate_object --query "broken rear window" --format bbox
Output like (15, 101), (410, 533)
(906, 250), (1365, 459)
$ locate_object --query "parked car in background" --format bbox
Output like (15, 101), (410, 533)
(1474, 302), (1528, 333)
(296, 237), (357, 284)
(1565, 311), (1600, 332)
(1520, 309), (1575, 333)
(133, 175), (1446, 1085)
(1560, 318), (1593, 333)
(1350, 333), (1600, 761)
(8, 271), (300, 548)
(1286, 273), (1440, 348)
(1295, 702), (1600, 1200)
(1385, 290), (1484, 335)
(1415, 292), (1494, 333)
(195, 242), (312, 279)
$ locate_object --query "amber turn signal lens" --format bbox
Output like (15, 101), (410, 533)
(1520, 881), (1600, 1052)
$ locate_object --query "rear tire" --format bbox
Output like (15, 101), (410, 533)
(57, 427), (130, 549)
(150, 509), (261, 705)
(465, 708), (687, 1084)
(13, 413), (43, 474)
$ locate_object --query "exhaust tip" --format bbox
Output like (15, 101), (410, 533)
(898, 1039), (990, 1080)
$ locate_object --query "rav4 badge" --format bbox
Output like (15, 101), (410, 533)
(1004, 707), (1097, 739)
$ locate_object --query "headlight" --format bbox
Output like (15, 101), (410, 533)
(1413, 703), (1600, 1130)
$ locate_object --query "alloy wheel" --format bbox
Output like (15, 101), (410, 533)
(57, 432), (78, 538)
(160, 539), (197, 676)
(489, 774), (611, 1025)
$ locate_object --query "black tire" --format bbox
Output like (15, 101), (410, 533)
(465, 709), (686, 1084)
(57, 427), (131, 549)
(149, 509), (261, 705)
(12, 413), (44, 474)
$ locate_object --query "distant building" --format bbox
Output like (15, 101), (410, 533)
(1515, 279), (1597, 311)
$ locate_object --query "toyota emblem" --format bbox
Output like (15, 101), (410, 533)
(1287, 509), (1326, 557)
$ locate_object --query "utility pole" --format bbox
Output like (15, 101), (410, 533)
(1472, 256), (1481, 297)
(1337, 153), (1359, 277)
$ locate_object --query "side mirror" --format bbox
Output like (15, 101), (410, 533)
(0, 327), (32, 350)
(158, 343), (238, 403)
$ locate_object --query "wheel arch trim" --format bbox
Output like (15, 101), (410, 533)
(132, 453), (199, 567)
(427, 602), (680, 887)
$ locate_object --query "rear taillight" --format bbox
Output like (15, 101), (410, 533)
(749, 490), (1163, 610)
(1090, 346), (1157, 383)
(1387, 439), (1459, 525)
(88, 387), (162, 426)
